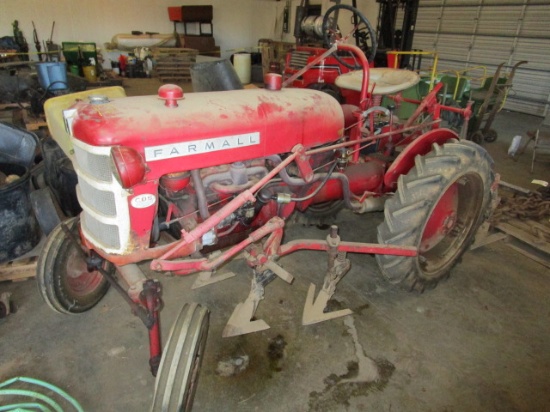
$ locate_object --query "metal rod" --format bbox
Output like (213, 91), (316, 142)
(305, 120), (440, 155)
(278, 239), (418, 257)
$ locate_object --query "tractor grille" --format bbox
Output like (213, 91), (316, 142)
(77, 178), (117, 217)
(289, 50), (313, 70)
(71, 138), (129, 253)
(81, 212), (121, 250)
(73, 144), (113, 182)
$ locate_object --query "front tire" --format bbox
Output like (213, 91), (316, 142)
(36, 217), (111, 314)
(376, 140), (494, 291)
(151, 303), (210, 412)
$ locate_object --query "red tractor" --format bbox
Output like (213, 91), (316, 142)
(38, 35), (495, 411)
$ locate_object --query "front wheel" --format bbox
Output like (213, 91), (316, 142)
(376, 140), (494, 292)
(36, 217), (111, 314)
(151, 303), (210, 412)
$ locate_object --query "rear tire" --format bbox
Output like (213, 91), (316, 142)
(376, 140), (494, 292)
(483, 128), (498, 142)
(151, 303), (210, 412)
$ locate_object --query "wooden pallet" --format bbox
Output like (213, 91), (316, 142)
(0, 257), (37, 282)
(473, 218), (550, 268)
(471, 181), (550, 268)
(152, 47), (198, 82)
(11, 108), (48, 131)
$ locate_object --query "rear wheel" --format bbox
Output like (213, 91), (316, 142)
(376, 140), (494, 291)
(36, 217), (111, 314)
(151, 303), (210, 412)
(483, 128), (498, 142)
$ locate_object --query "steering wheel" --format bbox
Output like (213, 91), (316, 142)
(322, 4), (378, 69)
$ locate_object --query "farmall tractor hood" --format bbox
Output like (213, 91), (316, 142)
(70, 87), (345, 176)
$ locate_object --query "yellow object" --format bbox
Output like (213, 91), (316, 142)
(386, 50), (439, 91)
(82, 66), (97, 82)
(44, 87), (127, 157)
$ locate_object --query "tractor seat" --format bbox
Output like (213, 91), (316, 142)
(335, 68), (420, 95)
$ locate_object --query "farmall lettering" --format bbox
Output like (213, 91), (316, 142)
(145, 132), (261, 161)
(39, 36), (494, 412)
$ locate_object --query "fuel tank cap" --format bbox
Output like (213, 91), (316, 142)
(88, 94), (110, 105)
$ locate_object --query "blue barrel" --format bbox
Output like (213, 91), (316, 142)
(36, 62), (68, 90)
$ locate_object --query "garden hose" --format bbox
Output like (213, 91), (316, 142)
(0, 377), (83, 412)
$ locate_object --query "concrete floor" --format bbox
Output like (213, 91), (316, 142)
(0, 78), (549, 411)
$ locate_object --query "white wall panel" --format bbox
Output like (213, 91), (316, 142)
(0, 0), (379, 61)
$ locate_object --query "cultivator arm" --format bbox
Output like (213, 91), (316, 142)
(152, 214), (417, 337)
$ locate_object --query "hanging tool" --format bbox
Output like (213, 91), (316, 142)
(32, 21), (42, 62)
(283, 0), (290, 33)
(45, 21), (55, 61)
(49, 21), (55, 44)
(12, 20), (29, 61)
(42, 40), (50, 61)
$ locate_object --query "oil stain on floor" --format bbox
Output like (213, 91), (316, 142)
(308, 315), (395, 411)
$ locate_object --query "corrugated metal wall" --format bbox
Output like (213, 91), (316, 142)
(401, 0), (550, 115)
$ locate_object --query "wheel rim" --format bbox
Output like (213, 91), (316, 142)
(419, 173), (483, 278)
(36, 217), (111, 314)
(64, 246), (105, 297)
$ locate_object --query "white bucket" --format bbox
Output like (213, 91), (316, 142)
(233, 53), (251, 84)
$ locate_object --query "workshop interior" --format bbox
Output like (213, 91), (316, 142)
(0, 1), (549, 411)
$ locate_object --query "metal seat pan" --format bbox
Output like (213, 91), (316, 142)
(335, 68), (420, 95)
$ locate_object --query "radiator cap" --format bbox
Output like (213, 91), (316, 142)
(158, 84), (184, 107)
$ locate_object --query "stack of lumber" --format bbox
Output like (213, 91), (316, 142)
(152, 48), (198, 82)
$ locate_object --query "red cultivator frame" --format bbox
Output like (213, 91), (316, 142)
(38, 29), (496, 411)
